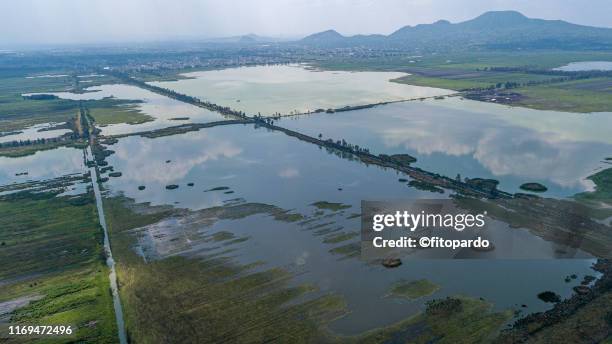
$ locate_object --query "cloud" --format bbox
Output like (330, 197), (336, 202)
(0, 147), (85, 184)
(472, 128), (606, 189)
(111, 131), (242, 184)
(278, 167), (300, 178)
(377, 111), (609, 189)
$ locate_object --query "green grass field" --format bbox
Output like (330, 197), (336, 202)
(499, 291), (612, 344)
(0, 140), (88, 158)
(0, 72), (156, 157)
(315, 51), (612, 71)
(89, 105), (153, 126)
(0, 72), (136, 132)
(515, 81), (612, 113)
(316, 51), (612, 113)
(393, 74), (490, 90)
(0, 189), (117, 343)
(575, 167), (612, 209)
(387, 279), (440, 300)
(355, 296), (511, 344)
(0, 75), (78, 132)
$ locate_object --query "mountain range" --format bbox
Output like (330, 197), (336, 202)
(299, 11), (612, 50)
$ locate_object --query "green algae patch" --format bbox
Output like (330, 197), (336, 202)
(346, 213), (361, 219)
(89, 104), (153, 126)
(387, 279), (440, 300)
(208, 231), (236, 242)
(323, 232), (359, 244)
(272, 210), (304, 222)
(329, 242), (360, 259)
(311, 201), (352, 211)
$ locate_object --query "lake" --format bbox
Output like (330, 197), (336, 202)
(553, 61), (612, 71)
(147, 64), (612, 196)
(3, 64), (607, 337)
(278, 97), (612, 196)
(24, 84), (224, 136)
(100, 124), (598, 335)
(149, 64), (453, 116)
(0, 147), (85, 185)
(0, 122), (72, 144)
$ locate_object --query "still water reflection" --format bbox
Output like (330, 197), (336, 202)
(24, 84), (224, 136)
(102, 124), (597, 335)
(279, 97), (612, 196)
(149, 64), (453, 116)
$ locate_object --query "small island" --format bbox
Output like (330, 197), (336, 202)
(387, 279), (440, 299)
(537, 291), (561, 303)
(378, 153), (417, 165)
(311, 201), (351, 211)
(382, 258), (402, 268)
(520, 182), (548, 192)
(205, 186), (230, 192)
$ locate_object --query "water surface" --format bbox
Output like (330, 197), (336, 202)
(149, 64), (453, 116)
(24, 84), (224, 136)
(554, 61), (612, 71)
(0, 122), (71, 144)
(101, 124), (597, 335)
(0, 147), (86, 186)
(278, 97), (612, 196)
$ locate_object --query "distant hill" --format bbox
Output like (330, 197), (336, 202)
(238, 34), (259, 43)
(301, 30), (347, 46)
(298, 11), (612, 51)
(204, 33), (287, 44)
(302, 30), (344, 41)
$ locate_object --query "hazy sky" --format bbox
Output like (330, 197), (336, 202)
(2, 0), (612, 46)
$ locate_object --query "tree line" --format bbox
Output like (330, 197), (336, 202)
(464, 66), (612, 92)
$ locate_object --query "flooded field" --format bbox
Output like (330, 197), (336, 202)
(278, 97), (612, 196)
(3, 64), (608, 341)
(0, 122), (72, 144)
(149, 64), (453, 116)
(25, 84), (224, 136)
(4, 3), (612, 342)
(0, 146), (86, 186)
(99, 124), (598, 335)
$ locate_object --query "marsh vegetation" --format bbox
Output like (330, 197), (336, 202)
(0, 187), (117, 343)
(1, 34), (611, 343)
